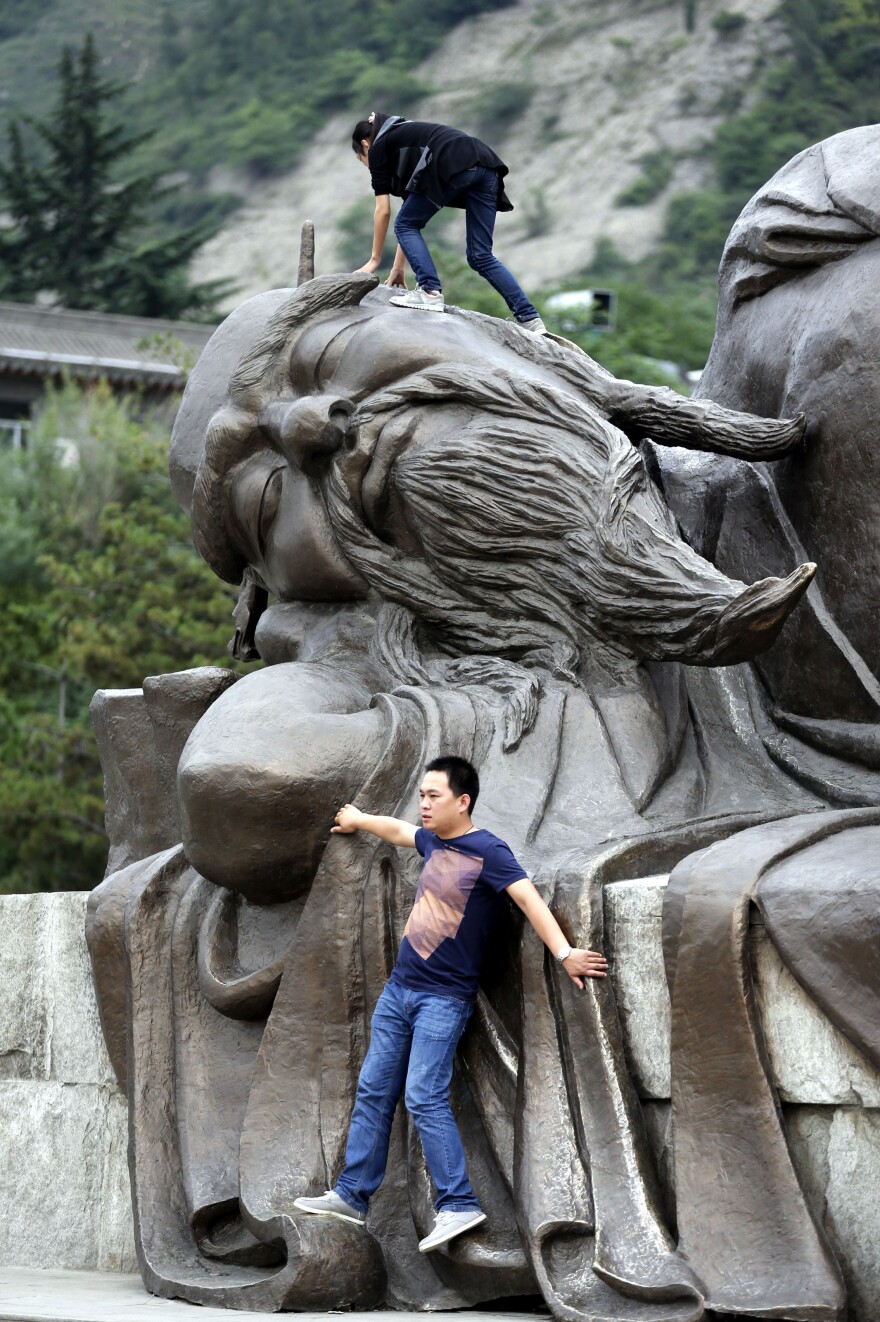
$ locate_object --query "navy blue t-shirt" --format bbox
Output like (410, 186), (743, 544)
(389, 827), (528, 1002)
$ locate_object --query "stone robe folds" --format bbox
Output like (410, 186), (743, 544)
(88, 647), (880, 1320)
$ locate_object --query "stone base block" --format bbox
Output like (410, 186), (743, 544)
(604, 876), (880, 1104)
(0, 893), (113, 1086)
(0, 1081), (135, 1272)
(2, 885), (880, 1321)
(786, 1105), (880, 1322)
(0, 892), (134, 1274)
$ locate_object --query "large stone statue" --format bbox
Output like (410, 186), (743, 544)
(643, 122), (880, 1320)
(87, 125), (879, 1321)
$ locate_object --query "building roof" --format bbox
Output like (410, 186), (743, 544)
(0, 301), (218, 391)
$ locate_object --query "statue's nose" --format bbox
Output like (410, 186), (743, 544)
(259, 395), (353, 473)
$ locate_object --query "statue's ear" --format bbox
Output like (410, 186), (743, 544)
(230, 567), (269, 662)
(738, 208), (873, 271)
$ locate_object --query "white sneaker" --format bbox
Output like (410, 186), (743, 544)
(389, 287), (446, 312)
(517, 315), (547, 335)
(418, 1207), (487, 1253)
(293, 1190), (365, 1226)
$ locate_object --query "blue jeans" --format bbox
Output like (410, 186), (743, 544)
(393, 165), (538, 322)
(333, 981), (479, 1214)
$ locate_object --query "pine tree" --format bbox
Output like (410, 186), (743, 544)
(0, 33), (225, 319)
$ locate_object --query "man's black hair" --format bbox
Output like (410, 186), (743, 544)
(424, 756), (479, 812)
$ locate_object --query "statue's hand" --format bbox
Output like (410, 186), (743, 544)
(177, 664), (386, 904)
(563, 948), (609, 989)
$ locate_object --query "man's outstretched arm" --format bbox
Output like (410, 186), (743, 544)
(332, 803), (418, 848)
(507, 877), (608, 989)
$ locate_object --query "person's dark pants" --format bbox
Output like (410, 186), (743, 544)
(393, 165), (538, 322)
(332, 981), (479, 1214)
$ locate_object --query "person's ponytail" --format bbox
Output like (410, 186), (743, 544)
(350, 111), (393, 154)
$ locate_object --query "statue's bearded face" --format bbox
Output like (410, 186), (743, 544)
(182, 276), (814, 677)
(172, 278), (819, 896)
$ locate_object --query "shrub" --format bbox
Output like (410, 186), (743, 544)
(348, 64), (429, 111)
(712, 10), (748, 35)
(616, 151), (676, 206)
(0, 379), (243, 893)
(470, 82), (534, 140)
(521, 188), (552, 238)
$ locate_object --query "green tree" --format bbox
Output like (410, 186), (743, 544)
(0, 32), (226, 318)
(0, 379), (245, 894)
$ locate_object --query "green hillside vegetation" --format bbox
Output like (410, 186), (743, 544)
(573, 0), (880, 374)
(2, 0), (877, 219)
(0, 0), (514, 184)
(652, 0), (880, 285)
(0, 381), (245, 893)
(0, 0), (518, 288)
(151, 0), (516, 178)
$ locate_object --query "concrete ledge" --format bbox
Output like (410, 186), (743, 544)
(0, 894), (113, 1086)
(0, 1268), (544, 1322)
(0, 894), (135, 1273)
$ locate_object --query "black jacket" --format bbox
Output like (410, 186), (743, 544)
(368, 117), (513, 212)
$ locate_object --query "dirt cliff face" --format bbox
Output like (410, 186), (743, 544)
(189, 0), (788, 310)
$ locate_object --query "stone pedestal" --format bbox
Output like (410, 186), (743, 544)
(2, 883), (879, 1317)
(605, 877), (880, 1322)
(0, 893), (135, 1273)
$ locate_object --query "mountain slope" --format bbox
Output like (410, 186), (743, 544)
(189, 0), (789, 307)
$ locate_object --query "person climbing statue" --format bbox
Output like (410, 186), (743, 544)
(351, 110), (547, 333)
(294, 755), (607, 1252)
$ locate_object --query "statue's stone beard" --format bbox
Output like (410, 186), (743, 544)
(324, 362), (801, 678)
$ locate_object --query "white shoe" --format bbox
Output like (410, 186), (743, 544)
(517, 315), (547, 335)
(418, 1207), (487, 1253)
(293, 1190), (365, 1226)
(389, 287), (446, 312)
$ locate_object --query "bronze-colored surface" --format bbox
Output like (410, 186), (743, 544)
(87, 127), (880, 1318)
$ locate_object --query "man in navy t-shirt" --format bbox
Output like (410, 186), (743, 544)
(294, 755), (608, 1254)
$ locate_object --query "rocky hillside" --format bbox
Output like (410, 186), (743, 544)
(190, 0), (789, 308)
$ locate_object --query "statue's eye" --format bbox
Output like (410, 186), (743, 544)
(257, 467), (284, 556)
(315, 322), (363, 387)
